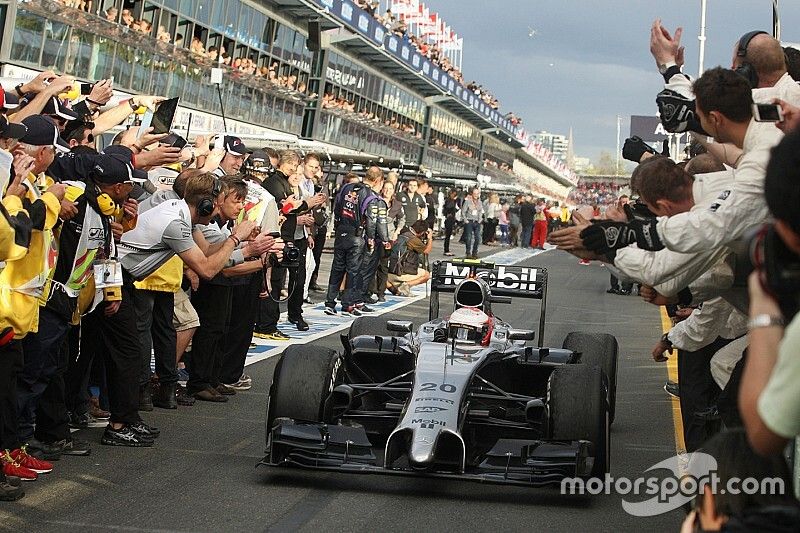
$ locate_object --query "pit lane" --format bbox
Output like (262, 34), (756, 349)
(3, 245), (683, 532)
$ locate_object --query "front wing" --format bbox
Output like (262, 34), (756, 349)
(260, 420), (594, 487)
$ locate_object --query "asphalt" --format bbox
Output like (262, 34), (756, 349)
(1, 238), (685, 533)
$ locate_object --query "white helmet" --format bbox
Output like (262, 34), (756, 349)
(448, 307), (491, 342)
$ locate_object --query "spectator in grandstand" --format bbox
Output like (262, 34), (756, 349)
(679, 429), (800, 532)
(443, 189), (459, 256)
(740, 129), (800, 456)
(461, 187), (483, 259)
(387, 220), (432, 297)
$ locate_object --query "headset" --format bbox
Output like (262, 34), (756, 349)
(197, 178), (222, 217)
(735, 30), (768, 88)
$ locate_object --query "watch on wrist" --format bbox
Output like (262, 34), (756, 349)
(747, 314), (785, 330)
(15, 83), (26, 97)
(658, 61), (677, 75)
(660, 332), (673, 349)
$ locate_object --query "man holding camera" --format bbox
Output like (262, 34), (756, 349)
(260, 150), (326, 333)
(740, 129), (800, 456)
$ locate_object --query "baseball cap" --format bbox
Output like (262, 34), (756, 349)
(19, 115), (70, 152)
(0, 115), (27, 140)
(247, 150), (270, 168)
(223, 135), (247, 156)
(91, 153), (148, 185)
(42, 96), (79, 121)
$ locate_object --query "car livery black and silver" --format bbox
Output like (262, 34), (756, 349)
(262, 259), (619, 486)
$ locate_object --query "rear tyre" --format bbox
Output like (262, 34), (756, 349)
(348, 316), (400, 339)
(548, 365), (610, 477)
(266, 345), (342, 443)
(563, 331), (619, 424)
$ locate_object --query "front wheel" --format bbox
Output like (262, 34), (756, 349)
(548, 364), (610, 477)
(265, 345), (343, 446)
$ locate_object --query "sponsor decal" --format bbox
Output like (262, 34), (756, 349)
(414, 406), (447, 414)
(717, 190), (731, 200)
(441, 263), (539, 291)
(709, 203), (721, 212)
(414, 397), (455, 405)
(412, 419), (446, 427)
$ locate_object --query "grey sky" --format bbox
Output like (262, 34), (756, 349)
(428, 0), (798, 162)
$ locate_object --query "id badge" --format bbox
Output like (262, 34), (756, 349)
(94, 260), (123, 289)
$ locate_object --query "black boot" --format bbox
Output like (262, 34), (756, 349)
(152, 382), (178, 409)
(139, 383), (154, 412)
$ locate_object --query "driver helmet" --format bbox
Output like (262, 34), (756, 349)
(448, 307), (491, 343)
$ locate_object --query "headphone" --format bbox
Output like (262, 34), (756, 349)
(735, 30), (768, 88)
(96, 192), (117, 216)
(197, 178), (222, 217)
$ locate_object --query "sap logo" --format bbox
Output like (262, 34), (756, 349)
(414, 406), (447, 414)
(442, 264), (538, 290)
(414, 397), (455, 405)
(411, 419), (446, 427)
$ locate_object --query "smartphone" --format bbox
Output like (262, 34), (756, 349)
(138, 109), (154, 137)
(149, 97), (179, 135)
(80, 83), (93, 95)
(752, 103), (783, 122)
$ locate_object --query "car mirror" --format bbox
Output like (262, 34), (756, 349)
(386, 320), (413, 333)
(508, 329), (535, 341)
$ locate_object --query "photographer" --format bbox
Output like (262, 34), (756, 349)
(740, 129), (800, 456)
(260, 150), (325, 333)
(387, 220), (433, 296)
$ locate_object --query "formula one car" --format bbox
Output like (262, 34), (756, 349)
(262, 260), (618, 486)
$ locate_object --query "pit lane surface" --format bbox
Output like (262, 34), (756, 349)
(2, 248), (683, 532)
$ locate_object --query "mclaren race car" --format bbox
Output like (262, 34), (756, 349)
(262, 259), (619, 486)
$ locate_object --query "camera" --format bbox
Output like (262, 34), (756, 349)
(747, 224), (800, 318)
(270, 242), (301, 270)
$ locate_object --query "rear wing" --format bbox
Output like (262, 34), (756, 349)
(429, 260), (548, 346)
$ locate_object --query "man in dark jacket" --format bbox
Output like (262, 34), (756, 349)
(519, 195), (535, 248)
(260, 150), (325, 332)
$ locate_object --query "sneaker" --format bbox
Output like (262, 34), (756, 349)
(289, 317), (310, 331)
(606, 288), (619, 294)
(1, 451), (37, 481)
(368, 294), (379, 304)
(358, 305), (376, 313)
(24, 438), (62, 461)
(68, 411), (107, 430)
(239, 374), (252, 385)
(129, 421), (160, 439)
(253, 330), (291, 341)
(89, 397), (110, 420)
(11, 447), (53, 474)
(342, 306), (363, 317)
(225, 379), (252, 391)
(397, 283), (412, 297)
(215, 384), (237, 396)
(50, 438), (91, 457)
(101, 425), (154, 448)
(302, 297), (314, 305)
(664, 381), (680, 399)
(324, 305), (338, 316)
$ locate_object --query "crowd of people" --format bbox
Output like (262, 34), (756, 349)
(0, 67), (454, 501)
(549, 20), (800, 531)
(567, 180), (625, 208)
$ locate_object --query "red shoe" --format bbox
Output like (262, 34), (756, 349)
(1, 450), (37, 481)
(11, 446), (53, 474)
